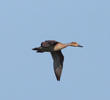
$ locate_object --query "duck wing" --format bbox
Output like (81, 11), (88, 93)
(41, 40), (59, 48)
(50, 50), (64, 81)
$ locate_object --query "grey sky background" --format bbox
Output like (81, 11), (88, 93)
(0, 0), (110, 100)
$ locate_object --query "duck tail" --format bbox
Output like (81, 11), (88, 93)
(32, 47), (44, 53)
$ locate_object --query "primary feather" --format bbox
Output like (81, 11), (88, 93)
(51, 51), (64, 81)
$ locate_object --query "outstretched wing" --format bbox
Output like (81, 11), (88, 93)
(51, 50), (64, 81)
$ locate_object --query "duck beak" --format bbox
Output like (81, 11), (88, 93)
(78, 45), (83, 47)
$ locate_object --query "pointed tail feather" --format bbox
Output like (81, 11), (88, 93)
(32, 47), (44, 53)
(32, 47), (39, 50)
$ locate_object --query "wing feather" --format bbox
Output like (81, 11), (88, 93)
(51, 50), (64, 81)
(41, 40), (58, 48)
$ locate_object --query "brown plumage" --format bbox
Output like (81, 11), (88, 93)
(32, 40), (83, 81)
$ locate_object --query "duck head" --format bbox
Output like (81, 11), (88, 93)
(69, 42), (83, 47)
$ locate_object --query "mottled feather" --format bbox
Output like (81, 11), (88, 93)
(41, 40), (59, 48)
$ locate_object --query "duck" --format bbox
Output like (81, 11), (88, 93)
(32, 40), (83, 81)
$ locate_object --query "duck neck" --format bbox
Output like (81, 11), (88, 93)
(65, 43), (73, 46)
(59, 43), (73, 49)
(61, 43), (69, 48)
(54, 43), (68, 51)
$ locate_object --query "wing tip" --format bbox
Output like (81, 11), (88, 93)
(56, 76), (60, 81)
(55, 67), (62, 81)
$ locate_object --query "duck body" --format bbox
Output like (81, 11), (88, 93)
(33, 40), (65, 52)
(32, 40), (83, 81)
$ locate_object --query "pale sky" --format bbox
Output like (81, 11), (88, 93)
(0, 0), (110, 100)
